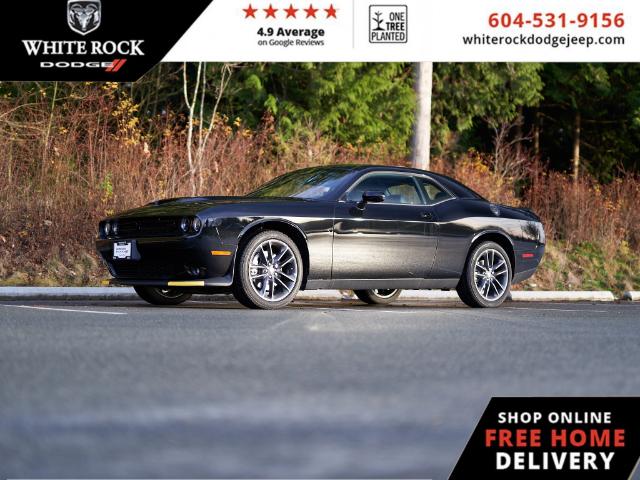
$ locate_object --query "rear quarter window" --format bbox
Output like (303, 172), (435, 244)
(434, 175), (485, 200)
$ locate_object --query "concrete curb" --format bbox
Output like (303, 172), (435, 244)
(622, 291), (640, 301)
(509, 290), (616, 302)
(0, 287), (618, 302)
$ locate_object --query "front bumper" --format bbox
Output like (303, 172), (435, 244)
(96, 234), (235, 287)
(101, 277), (233, 288)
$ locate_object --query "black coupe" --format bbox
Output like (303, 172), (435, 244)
(96, 165), (545, 309)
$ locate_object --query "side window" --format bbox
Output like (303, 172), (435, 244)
(418, 177), (453, 205)
(346, 174), (423, 205)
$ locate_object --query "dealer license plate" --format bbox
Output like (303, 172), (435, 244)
(113, 241), (132, 260)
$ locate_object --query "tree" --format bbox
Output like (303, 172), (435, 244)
(540, 64), (610, 181)
(129, 61), (640, 179)
(182, 62), (234, 195)
(431, 63), (543, 154)
(232, 63), (415, 154)
(537, 63), (640, 180)
(411, 62), (432, 170)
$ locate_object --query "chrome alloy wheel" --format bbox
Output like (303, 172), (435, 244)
(372, 289), (399, 299)
(248, 239), (299, 302)
(474, 248), (509, 301)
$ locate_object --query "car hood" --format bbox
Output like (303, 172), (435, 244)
(112, 196), (311, 219)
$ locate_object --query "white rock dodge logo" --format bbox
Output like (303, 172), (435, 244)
(67, 0), (101, 36)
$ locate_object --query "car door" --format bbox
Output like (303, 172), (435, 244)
(413, 175), (456, 282)
(331, 173), (438, 281)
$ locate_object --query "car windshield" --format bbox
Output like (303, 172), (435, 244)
(246, 167), (352, 199)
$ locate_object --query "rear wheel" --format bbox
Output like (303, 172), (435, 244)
(134, 286), (192, 306)
(354, 289), (402, 305)
(456, 241), (511, 308)
(233, 230), (303, 309)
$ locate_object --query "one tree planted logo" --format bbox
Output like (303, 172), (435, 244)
(369, 5), (407, 43)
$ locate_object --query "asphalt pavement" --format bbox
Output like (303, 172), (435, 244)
(1, 298), (639, 479)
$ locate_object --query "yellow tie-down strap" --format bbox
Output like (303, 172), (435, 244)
(167, 280), (205, 287)
(211, 250), (233, 256)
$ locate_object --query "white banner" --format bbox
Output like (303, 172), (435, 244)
(164, 0), (639, 62)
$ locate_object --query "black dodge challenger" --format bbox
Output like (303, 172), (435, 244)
(96, 165), (545, 309)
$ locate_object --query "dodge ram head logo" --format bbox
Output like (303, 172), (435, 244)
(67, 0), (101, 36)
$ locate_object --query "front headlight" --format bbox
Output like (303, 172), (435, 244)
(111, 220), (119, 236)
(180, 217), (190, 233)
(104, 221), (112, 237)
(191, 217), (202, 233)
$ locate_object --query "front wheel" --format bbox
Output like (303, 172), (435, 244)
(354, 289), (402, 305)
(232, 230), (303, 309)
(134, 286), (192, 306)
(456, 241), (512, 308)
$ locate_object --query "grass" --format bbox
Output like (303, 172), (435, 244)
(522, 241), (640, 295)
(0, 252), (101, 287)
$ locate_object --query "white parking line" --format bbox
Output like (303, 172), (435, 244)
(300, 305), (612, 315)
(1, 305), (126, 316)
(505, 306), (608, 313)
(299, 307), (448, 315)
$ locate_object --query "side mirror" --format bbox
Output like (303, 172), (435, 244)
(358, 191), (385, 209)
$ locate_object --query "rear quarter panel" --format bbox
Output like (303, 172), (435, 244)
(431, 199), (540, 279)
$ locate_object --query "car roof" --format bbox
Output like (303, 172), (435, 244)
(328, 163), (448, 177)
(350, 164), (432, 174)
(293, 164), (439, 176)
(341, 164), (486, 200)
(279, 165), (485, 201)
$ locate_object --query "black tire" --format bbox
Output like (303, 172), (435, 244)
(354, 289), (402, 305)
(232, 230), (303, 310)
(134, 286), (192, 306)
(456, 241), (512, 308)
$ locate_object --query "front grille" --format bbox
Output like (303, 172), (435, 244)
(116, 217), (183, 238)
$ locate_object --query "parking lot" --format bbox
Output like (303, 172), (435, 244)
(1, 299), (639, 479)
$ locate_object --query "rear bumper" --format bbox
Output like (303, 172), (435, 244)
(513, 244), (545, 284)
(95, 233), (235, 287)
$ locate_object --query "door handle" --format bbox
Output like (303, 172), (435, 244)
(421, 211), (434, 221)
